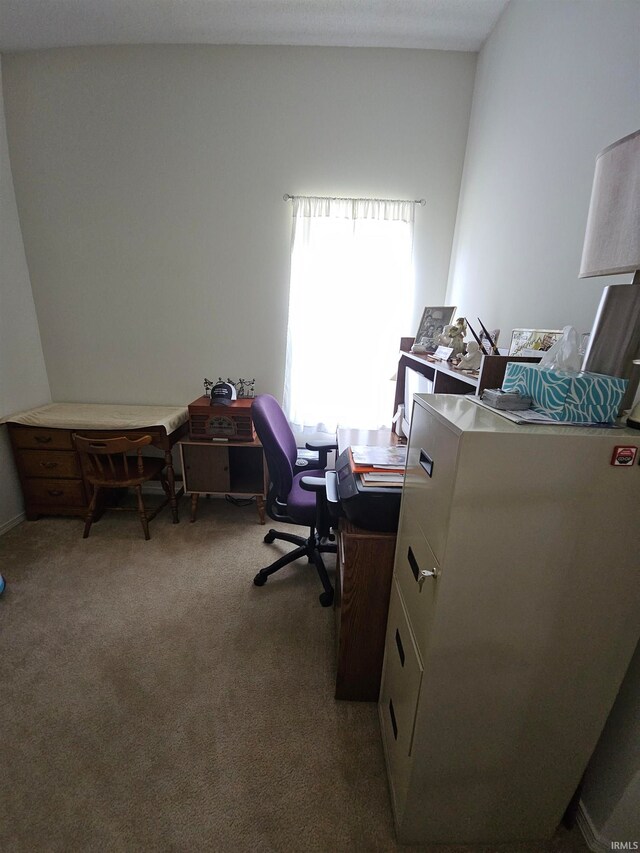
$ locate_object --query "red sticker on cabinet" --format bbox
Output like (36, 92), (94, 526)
(611, 446), (638, 466)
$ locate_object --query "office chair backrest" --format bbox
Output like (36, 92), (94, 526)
(252, 395), (298, 500)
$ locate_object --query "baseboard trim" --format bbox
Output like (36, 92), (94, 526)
(577, 801), (611, 853)
(0, 511), (26, 536)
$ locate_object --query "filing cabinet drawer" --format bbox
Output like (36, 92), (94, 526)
(23, 478), (86, 507)
(10, 426), (74, 451)
(403, 402), (458, 563)
(18, 450), (81, 479)
(395, 506), (440, 662)
(379, 579), (423, 819)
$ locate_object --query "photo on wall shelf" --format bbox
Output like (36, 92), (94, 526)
(508, 328), (564, 357)
(414, 306), (457, 351)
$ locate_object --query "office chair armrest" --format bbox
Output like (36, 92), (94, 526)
(301, 475), (337, 540)
(299, 476), (327, 492)
(304, 439), (338, 470)
(324, 471), (339, 505)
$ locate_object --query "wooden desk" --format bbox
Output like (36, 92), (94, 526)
(5, 403), (188, 521)
(333, 428), (399, 701)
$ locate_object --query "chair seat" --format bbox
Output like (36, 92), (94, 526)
(86, 456), (166, 488)
(286, 468), (327, 526)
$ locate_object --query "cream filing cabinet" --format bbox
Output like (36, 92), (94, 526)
(378, 394), (640, 846)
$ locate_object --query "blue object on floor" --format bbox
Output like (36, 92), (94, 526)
(0, 574), (5, 596)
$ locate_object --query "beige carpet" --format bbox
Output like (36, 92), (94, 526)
(0, 497), (589, 853)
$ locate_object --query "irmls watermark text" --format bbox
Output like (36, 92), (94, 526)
(611, 843), (639, 850)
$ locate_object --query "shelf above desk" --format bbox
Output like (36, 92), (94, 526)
(393, 344), (542, 434)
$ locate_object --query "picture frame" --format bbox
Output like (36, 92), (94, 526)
(508, 328), (563, 357)
(414, 306), (457, 351)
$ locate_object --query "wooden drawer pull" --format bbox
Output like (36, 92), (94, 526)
(35, 435), (53, 444)
(40, 461), (59, 469)
(47, 489), (64, 497)
(395, 628), (405, 667)
(389, 699), (398, 740)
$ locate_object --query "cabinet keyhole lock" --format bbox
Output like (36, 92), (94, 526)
(418, 567), (439, 589)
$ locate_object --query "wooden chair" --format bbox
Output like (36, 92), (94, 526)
(74, 434), (171, 540)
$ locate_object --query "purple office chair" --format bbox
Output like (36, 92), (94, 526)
(252, 394), (337, 607)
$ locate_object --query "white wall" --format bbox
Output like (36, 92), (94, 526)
(1, 45), (476, 406)
(0, 57), (51, 532)
(447, 0), (640, 345)
(445, 1), (640, 847)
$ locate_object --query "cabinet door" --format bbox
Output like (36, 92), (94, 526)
(182, 444), (230, 493)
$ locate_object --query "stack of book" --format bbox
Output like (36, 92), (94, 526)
(349, 445), (407, 488)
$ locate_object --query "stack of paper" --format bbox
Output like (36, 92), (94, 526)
(360, 470), (405, 488)
(350, 445), (407, 470)
(349, 445), (406, 488)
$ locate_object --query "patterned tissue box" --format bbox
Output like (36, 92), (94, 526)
(502, 363), (627, 424)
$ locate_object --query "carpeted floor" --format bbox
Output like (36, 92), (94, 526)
(0, 497), (590, 853)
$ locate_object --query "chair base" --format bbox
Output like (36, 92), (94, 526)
(254, 527), (336, 607)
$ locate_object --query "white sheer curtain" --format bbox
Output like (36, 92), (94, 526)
(284, 196), (415, 433)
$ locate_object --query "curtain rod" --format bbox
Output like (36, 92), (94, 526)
(283, 193), (426, 206)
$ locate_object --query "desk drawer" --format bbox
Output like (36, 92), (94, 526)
(24, 478), (86, 507)
(10, 426), (74, 450)
(18, 450), (81, 479)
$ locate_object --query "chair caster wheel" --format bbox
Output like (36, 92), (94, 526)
(263, 530), (277, 544)
(253, 573), (267, 587)
(319, 589), (334, 607)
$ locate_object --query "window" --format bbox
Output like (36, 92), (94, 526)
(284, 196), (415, 433)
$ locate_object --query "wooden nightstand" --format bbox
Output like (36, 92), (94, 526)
(179, 438), (267, 524)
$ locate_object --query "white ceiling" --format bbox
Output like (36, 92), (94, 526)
(0, 0), (509, 53)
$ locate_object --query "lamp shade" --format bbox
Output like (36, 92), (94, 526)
(579, 128), (640, 278)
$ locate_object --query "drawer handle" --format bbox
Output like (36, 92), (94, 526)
(419, 449), (433, 477)
(408, 546), (439, 587)
(395, 629), (405, 667)
(35, 435), (52, 444)
(47, 489), (64, 497)
(389, 699), (398, 741)
(407, 546), (420, 581)
(40, 461), (59, 469)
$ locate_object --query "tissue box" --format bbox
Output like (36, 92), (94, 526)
(502, 363), (627, 423)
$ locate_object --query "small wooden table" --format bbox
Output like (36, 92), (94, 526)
(179, 438), (267, 524)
